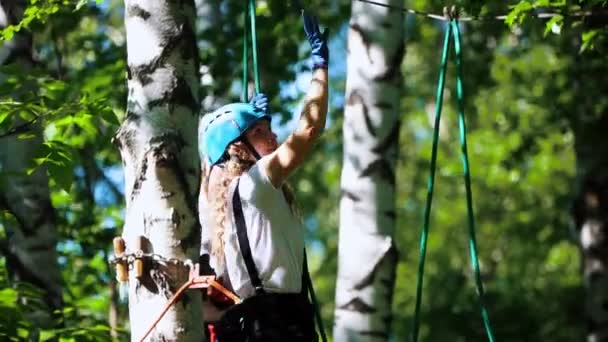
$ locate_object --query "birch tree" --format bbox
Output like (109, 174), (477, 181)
(116, 0), (202, 340)
(334, 0), (404, 340)
(569, 53), (608, 342)
(573, 164), (608, 342)
(0, 0), (63, 325)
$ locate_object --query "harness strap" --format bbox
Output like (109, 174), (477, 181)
(303, 251), (327, 342)
(241, 138), (262, 161)
(232, 178), (327, 341)
(232, 180), (265, 295)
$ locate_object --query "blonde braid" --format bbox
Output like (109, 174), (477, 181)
(209, 146), (253, 267)
(208, 144), (302, 267)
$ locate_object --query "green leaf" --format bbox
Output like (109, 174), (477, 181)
(544, 15), (563, 36)
(0, 111), (11, 126)
(0, 26), (16, 41)
(100, 107), (120, 126)
(0, 288), (18, 306)
(47, 161), (74, 192)
(506, 1), (534, 27)
(581, 29), (599, 52)
(75, 0), (89, 11)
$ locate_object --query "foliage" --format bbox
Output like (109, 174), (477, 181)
(505, 0), (608, 51)
(0, 0), (105, 42)
(0, 0), (606, 341)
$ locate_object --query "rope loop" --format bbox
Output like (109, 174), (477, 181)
(411, 17), (495, 342)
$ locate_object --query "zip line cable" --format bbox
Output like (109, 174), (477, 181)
(357, 0), (604, 22)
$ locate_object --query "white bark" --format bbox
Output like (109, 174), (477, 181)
(574, 176), (608, 342)
(571, 114), (608, 342)
(117, 1), (202, 340)
(0, 0), (62, 324)
(334, 1), (404, 341)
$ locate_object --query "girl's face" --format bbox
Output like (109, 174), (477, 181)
(244, 120), (278, 157)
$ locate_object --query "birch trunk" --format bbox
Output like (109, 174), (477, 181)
(334, 1), (404, 340)
(0, 0), (63, 324)
(116, 1), (202, 340)
(571, 114), (608, 342)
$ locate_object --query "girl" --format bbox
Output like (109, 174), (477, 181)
(200, 13), (328, 342)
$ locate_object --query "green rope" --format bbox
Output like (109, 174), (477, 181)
(411, 21), (452, 342)
(249, 0), (260, 94)
(451, 20), (495, 341)
(242, 0), (261, 101)
(241, 2), (249, 101)
(411, 19), (495, 342)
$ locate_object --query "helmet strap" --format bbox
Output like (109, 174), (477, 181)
(241, 138), (261, 161)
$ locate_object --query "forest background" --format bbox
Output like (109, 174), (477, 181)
(1, 0), (607, 341)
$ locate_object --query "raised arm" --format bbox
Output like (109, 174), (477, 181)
(265, 14), (329, 188)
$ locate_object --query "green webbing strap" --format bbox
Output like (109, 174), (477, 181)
(242, 4), (248, 102)
(248, 0), (260, 94)
(411, 19), (496, 342)
(242, 0), (261, 101)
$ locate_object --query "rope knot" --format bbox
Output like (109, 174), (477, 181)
(443, 5), (459, 20)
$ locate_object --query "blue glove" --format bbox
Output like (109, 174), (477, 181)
(249, 92), (269, 114)
(303, 13), (329, 69)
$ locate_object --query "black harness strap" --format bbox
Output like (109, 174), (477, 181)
(241, 138), (262, 161)
(232, 180), (265, 295)
(303, 251), (327, 342)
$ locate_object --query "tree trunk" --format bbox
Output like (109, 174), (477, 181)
(334, 0), (404, 340)
(572, 113), (608, 342)
(0, 0), (63, 324)
(116, 0), (202, 340)
(567, 36), (608, 341)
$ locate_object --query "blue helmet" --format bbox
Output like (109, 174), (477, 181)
(200, 102), (271, 166)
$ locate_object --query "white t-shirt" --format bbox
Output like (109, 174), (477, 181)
(223, 156), (305, 299)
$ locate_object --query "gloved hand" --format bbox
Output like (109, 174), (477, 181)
(303, 13), (329, 69)
(249, 92), (268, 114)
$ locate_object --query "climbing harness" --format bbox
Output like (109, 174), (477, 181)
(212, 180), (326, 341)
(411, 10), (496, 342)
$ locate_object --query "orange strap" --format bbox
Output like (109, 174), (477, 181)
(139, 280), (193, 342)
(139, 271), (240, 341)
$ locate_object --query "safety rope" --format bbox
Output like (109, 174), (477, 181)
(411, 18), (496, 342)
(242, 0), (260, 101)
(138, 263), (241, 342)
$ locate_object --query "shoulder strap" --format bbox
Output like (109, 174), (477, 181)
(232, 179), (265, 295)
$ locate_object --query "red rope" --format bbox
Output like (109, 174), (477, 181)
(138, 270), (240, 341)
(139, 279), (193, 342)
